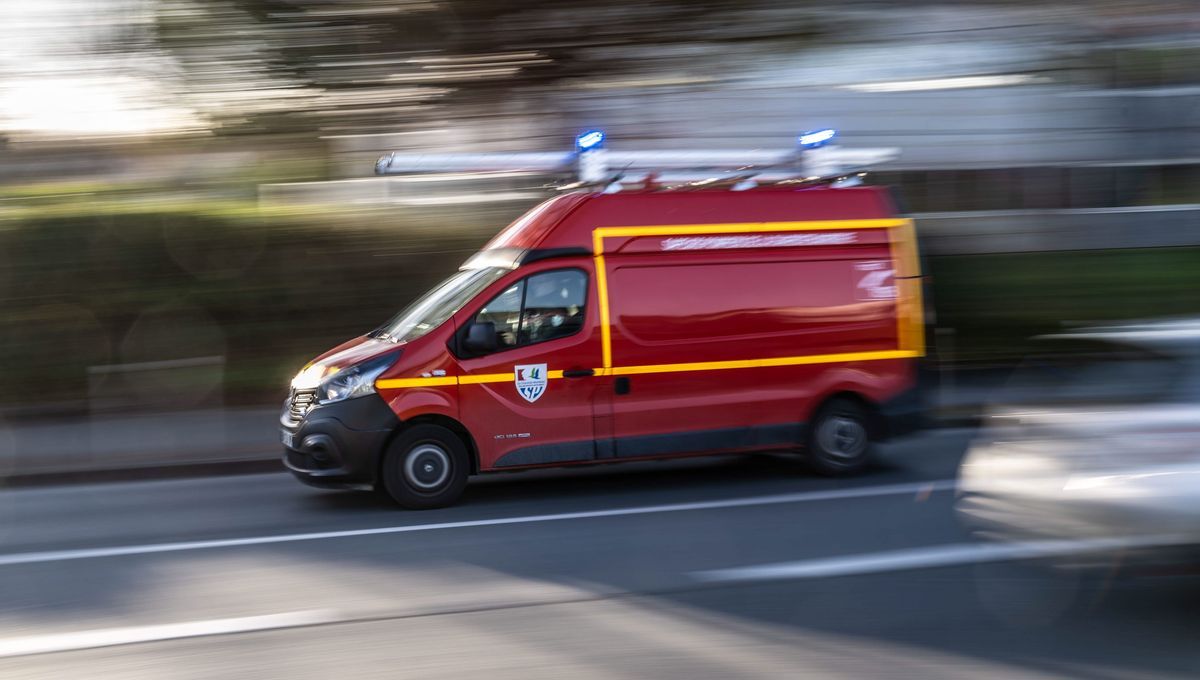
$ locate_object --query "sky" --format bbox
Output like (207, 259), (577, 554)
(0, 0), (204, 138)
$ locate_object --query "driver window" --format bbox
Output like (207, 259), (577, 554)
(470, 269), (587, 353)
(473, 280), (524, 349)
(521, 270), (587, 344)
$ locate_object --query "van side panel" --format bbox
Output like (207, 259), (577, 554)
(605, 362), (908, 459)
(607, 251), (899, 366)
(601, 229), (910, 458)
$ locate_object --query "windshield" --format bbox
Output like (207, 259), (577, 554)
(372, 267), (509, 343)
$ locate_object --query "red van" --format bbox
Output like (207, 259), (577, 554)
(282, 186), (926, 508)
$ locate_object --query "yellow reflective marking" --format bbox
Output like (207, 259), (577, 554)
(609, 350), (919, 377)
(378, 352), (915, 389)
(457, 373), (509, 385)
(460, 370), (567, 385)
(885, 218), (925, 355)
(592, 230), (613, 368)
(898, 219), (926, 354)
(595, 257), (613, 369)
(592, 219), (900, 370)
(377, 219), (923, 391)
(592, 219), (906, 242)
(376, 376), (457, 389)
(589, 218), (919, 371)
(381, 369), (570, 389)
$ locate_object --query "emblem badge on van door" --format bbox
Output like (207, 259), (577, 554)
(515, 364), (548, 403)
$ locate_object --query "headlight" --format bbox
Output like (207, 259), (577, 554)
(317, 353), (398, 404)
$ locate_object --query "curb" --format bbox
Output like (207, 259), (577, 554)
(1, 455), (282, 488)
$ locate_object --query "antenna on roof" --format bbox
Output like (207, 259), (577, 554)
(374, 129), (898, 191)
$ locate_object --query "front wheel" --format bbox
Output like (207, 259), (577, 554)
(381, 424), (470, 509)
(805, 397), (873, 476)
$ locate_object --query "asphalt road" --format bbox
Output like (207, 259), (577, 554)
(0, 429), (1196, 679)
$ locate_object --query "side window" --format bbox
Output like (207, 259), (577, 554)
(474, 280), (524, 349)
(469, 269), (587, 353)
(521, 269), (587, 345)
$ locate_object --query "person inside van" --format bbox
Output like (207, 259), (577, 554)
(520, 269), (586, 344)
(475, 282), (523, 348)
(471, 269), (586, 349)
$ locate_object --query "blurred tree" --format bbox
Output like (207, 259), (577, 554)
(154, 0), (321, 134)
(151, 0), (834, 136)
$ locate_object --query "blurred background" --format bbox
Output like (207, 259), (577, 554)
(2, 2), (1200, 677)
(2, 0), (1199, 428)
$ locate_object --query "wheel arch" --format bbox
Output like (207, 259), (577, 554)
(381, 414), (481, 480)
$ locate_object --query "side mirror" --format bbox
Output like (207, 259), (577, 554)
(464, 321), (498, 354)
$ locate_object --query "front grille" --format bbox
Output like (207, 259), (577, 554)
(288, 388), (318, 421)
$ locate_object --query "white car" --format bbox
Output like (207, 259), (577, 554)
(957, 320), (1200, 563)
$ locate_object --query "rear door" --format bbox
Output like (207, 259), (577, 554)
(455, 264), (604, 470)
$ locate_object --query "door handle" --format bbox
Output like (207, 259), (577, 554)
(563, 368), (595, 378)
(614, 376), (631, 395)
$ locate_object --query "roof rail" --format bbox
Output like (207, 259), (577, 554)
(375, 129), (898, 191)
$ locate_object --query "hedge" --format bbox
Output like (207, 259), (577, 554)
(4, 208), (1200, 409)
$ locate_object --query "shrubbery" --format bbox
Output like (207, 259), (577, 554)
(5, 204), (1200, 409)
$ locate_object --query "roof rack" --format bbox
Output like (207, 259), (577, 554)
(375, 129), (898, 191)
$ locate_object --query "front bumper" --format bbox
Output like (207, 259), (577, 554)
(280, 392), (399, 490)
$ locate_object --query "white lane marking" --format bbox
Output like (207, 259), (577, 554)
(0, 611), (334, 659)
(0, 479), (954, 567)
(692, 534), (1191, 583)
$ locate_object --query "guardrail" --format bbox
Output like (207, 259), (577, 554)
(915, 204), (1200, 255)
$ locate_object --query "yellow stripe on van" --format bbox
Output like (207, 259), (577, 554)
(458, 370), (566, 385)
(375, 376), (457, 389)
(455, 373), (508, 385)
(594, 254), (614, 369)
(374, 219), (925, 392)
(379, 370), (568, 389)
(609, 350), (919, 377)
(376, 352), (917, 390)
(592, 229), (613, 368)
(893, 219), (926, 355)
(593, 219), (907, 241)
(590, 219), (925, 367)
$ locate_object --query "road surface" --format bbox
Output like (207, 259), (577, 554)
(0, 429), (1196, 679)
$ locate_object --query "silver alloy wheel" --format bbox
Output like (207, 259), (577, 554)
(404, 443), (451, 490)
(817, 415), (867, 460)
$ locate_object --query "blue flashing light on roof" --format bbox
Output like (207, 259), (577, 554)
(798, 128), (836, 149)
(575, 129), (605, 152)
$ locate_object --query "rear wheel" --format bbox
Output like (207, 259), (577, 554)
(805, 397), (873, 475)
(381, 424), (469, 509)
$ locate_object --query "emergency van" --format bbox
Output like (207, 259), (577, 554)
(282, 131), (927, 508)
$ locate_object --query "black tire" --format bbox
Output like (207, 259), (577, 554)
(805, 397), (873, 476)
(380, 424), (470, 509)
